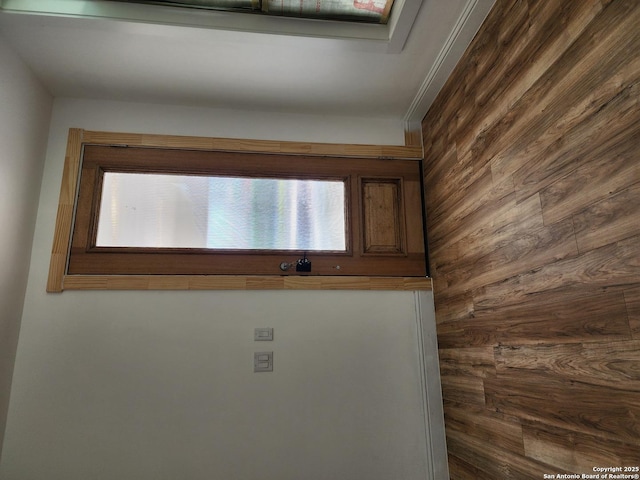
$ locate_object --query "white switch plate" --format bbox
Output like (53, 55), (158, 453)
(254, 351), (273, 372)
(254, 327), (274, 341)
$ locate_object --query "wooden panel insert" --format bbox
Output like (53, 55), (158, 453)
(361, 178), (405, 255)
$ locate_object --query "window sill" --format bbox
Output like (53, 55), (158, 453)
(58, 275), (432, 291)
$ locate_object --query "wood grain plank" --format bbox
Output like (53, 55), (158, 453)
(446, 428), (553, 480)
(431, 193), (544, 281)
(60, 275), (432, 291)
(447, 454), (487, 480)
(58, 129), (83, 204)
(427, 169), (515, 254)
(511, 59), (640, 205)
(421, 129), (449, 181)
(462, 2), (604, 179)
(426, 83), (462, 149)
(47, 129), (83, 293)
(481, 3), (617, 176)
(49, 204), (74, 257)
(188, 276), (247, 290)
(445, 404), (525, 457)
(624, 285), (640, 340)
(403, 128), (422, 148)
(46, 253), (68, 293)
(436, 321), (495, 350)
(440, 218), (579, 298)
(146, 276), (191, 290)
(439, 347), (496, 379)
(467, 275), (526, 310)
(106, 276), (152, 290)
(495, 341), (640, 392)
(432, 291), (475, 324)
(572, 182), (640, 253)
(83, 131), (145, 146)
(62, 276), (109, 290)
(425, 151), (494, 236)
(440, 374), (486, 407)
(484, 369), (640, 443)
(521, 234), (640, 294)
(489, 0), (638, 183)
(539, 119), (640, 224)
(437, 289), (630, 349)
(244, 276), (285, 290)
(82, 130), (423, 159)
(373, 277), (428, 290)
(473, 285), (630, 325)
(522, 421), (640, 473)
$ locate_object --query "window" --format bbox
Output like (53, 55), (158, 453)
(96, 172), (347, 251)
(48, 129), (429, 291)
(115, 0), (395, 24)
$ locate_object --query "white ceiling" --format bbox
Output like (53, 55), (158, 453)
(0, 0), (494, 127)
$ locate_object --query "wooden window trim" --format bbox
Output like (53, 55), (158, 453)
(74, 146), (356, 263)
(47, 129), (431, 292)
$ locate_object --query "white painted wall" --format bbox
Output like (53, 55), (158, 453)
(0, 34), (52, 458)
(0, 98), (445, 479)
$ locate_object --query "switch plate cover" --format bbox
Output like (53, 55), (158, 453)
(254, 327), (274, 341)
(254, 351), (273, 372)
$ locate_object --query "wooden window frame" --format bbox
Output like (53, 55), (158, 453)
(47, 129), (431, 291)
(91, 169), (350, 253)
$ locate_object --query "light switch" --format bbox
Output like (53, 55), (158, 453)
(254, 351), (273, 372)
(254, 327), (274, 341)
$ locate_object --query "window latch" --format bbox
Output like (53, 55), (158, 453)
(279, 253), (312, 272)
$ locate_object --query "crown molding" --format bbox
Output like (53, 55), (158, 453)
(403, 0), (495, 131)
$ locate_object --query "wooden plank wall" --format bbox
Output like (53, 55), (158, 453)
(420, 0), (640, 478)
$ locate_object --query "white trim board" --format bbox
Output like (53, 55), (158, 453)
(404, 0), (496, 130)
(415, 290), (450, 479)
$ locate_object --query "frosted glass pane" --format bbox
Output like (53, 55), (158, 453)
(96, 172), (346, 250)
(123, 0), (390, 24)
